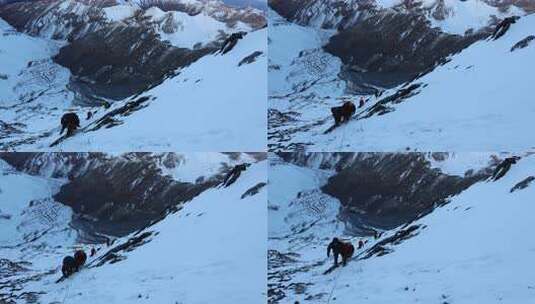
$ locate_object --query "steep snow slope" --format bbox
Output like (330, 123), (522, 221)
(54, 28), (267, 151)
(317, 14), (535, 151)
(0, 13), (266, 151)
(269, 11), (535, 151)
(0, 156), (267, 304)
(268, 10), (346, 151)
(268, 153), (535, 303)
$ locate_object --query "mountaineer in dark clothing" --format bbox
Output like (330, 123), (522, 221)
(358, 239), (364, 249)
(223, 163), (249, 187)
(90, 248), (97, 257)
(74, 250), (87, 271)
(220, 32), (247, 55)
(359, 97), (365, 108)
(492, 157), (519, 181)
(60, 112), (80, 137)
(327, 237), (354, 267)
(492, 16), (519, 40)
(331, 101), (356, 125)
(62, 256), (77, 278)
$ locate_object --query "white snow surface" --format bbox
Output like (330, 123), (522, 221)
(0, 158), (267, 304)
(269, 11), (535, 151)
(56, 28), (266, 152)
(269, 153), (535, 303)
(0, 16), (266, 151)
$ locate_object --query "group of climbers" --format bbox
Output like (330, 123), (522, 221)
(325, 235), (375, 267)
(59, 246), (103, 281)
(61, 249), (87, 278)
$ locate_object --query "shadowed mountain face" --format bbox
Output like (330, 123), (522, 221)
(0, 153), (223, 238)
(54, 24), (214, 101)
(324, 12), (487, 89)
(0, 0), (265, 103)
(278, 152), (492, 232)
(269, 0), (492, 89)
(52, 164), (216, 237)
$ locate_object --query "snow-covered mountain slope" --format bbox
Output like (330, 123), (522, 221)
(268, 8), (535, 151)
(270, 0), (529, 35)
(0, 154), (267, 304)
(0, 0), (267, 151)
(54, 27), (267, 151)
(268, 152), (535, 304)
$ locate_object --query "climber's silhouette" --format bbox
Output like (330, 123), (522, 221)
(492, 16), (519, 40)
(327, 237), (354, 267)
(331, 101), (356, 125)
(60, 112), (80, 137)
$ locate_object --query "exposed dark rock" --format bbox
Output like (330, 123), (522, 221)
(88, 96), (152, 131)
(277, 152), (491, 231)
(238, 51), (264, 66)
(53, 161), (217, 237)
(511, 35), (535, 52)
(54, 24), (215, 100)
(510, 176), (535, 193)
(362, 224), (424, 259)
(241, 182), (267, 199)
(94, 231), (155, 266)
(269, 0), (489, 88)
(362, 83), (423, 118)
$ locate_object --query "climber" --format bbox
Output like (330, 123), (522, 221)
(74, 250), (87, 271)
(327, 237), (355, 267)
(220, 32), (247, 55)
(331, 101), (356, 125)
(86, 111), (93, 120)
(492, 16), (519, 40)
(358, 239), (364, 250)
(223, 163), (249, 187)
(60, 112), (80, 137)
(359, 97), (365, 108)
(61, 256), (77, 278)
(492, 156), (519, 181)
(90, 247), (97, 257)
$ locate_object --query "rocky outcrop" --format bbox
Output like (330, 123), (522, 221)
(278, 152), (492, 231)
(0, 0), (111, 41)
(138, 0), (267, 29)
(268, 0), (503, 88)
(325, 11), (487, 88)
(321, 153), (491, 230)
(54, 24), (214, 100)
(0, 153), (224, 237)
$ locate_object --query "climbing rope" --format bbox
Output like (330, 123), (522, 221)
(325, 261), (344, 304)
(61, 277), (71, 304)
